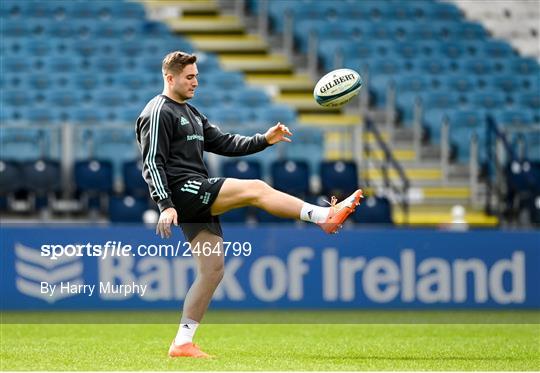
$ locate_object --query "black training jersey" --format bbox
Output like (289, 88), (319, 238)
(136, 94), (270, 212)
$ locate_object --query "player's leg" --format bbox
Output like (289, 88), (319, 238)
(211, 178), (303, 218)
(169, 229), (223, 358)
(210, 178), (363, 233)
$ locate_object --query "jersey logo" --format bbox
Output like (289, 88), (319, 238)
(180, 116), (190, 126)
(200, 192), (212, 205)
(195, 116), (202, 126)
(180, 180), (202, 194)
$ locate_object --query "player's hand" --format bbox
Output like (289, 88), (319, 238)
(264, 122), (292, 145)
(156, 207), (178, 239)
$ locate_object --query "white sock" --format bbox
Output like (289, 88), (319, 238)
(300, 203), (329, 223)
(174, 317), (199, 346)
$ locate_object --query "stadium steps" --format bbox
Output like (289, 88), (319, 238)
(392, 205), (498, 226)
(246, 73), (314, 91)
(219, 54), (293, 73)
(188, 35), (267, 53)
(165, 15), (244, 34)
(141, 0), (219, 15)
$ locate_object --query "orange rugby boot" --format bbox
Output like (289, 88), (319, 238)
(168, 341), (211, 358)
(317, 189), (364, 234)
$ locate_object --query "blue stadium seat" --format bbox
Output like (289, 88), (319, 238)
(417, 58), (456, 75)
(21, 107), (62, 124)
(319, 160), (358, 198)
(1, 20), (30, 37)
(369, 75), (395, 107)
(470, 91), (508, 109)
(369, 58), (404, 76)
(193, 53), (220, 72)
(92, 127), (138, 162)
(0, 107), (23, 123)
(460, 58), (495, 75)
(439, 41), (465, 59)
(271, 160), (310, 198)
(252, 105), (297, 126)
(110, 1), (146, 19)
(422, 107), (448, 139)
(207, 107), (251, 126)
(74, 160), (114, 194)
(6, 1), (51, 18)
(490, 74), (523, 93)
(280, 126), (322, 171)
(482, 40), (515, 58)
(46, 90), (83, 108)
(3, 90), (27, 107)
(94, 89), (128, 108)
(523, 76), (539, 92)
(122, 160), (148, 197)
(519, 93), (540, 110)
(222, 160), (262, 180)
(108, 195), (148, 223)
(455, 21), (487, 40)
(510, 58), (540, 76)
(0, 160), (23, 196)
(340, 43), (375, 62)
(104, 73), (135, 90)
(189, 88), (226, 111)
(46, 20), (77, 38)
(202, 71), (244, 90)
(395, 42), (420, 59)
(0, 128), (47, 161)
(2, 57), (32, 73)
(236, 88), (270, 108)
(37, 56), (83, 73)
(72, 108), (107, 124)
(416, 40), (443, 57)
(426, 2), (463, 20)
(386, 4), (415, 20)
(491, 110), (535, 127)
(441, 74), (476, 92)
(21, 159), (61, 196)
(93, 19), (141, 40)
(427, 107), (486, 146)
(423, 91), (462, 110)
(529, 195), (540, 225)
(353, 196), (393, 225)
(68, 2), (102, 19)
(116, 106), (142, 124)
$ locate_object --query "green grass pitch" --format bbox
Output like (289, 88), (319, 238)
(1, 311), (539, 371)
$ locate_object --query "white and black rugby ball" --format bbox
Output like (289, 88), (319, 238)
(313, 68), (363, 108)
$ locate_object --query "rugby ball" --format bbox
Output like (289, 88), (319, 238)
(313, 68), (362, 108)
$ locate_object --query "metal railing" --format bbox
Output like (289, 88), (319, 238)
(363, 118), (410, 224)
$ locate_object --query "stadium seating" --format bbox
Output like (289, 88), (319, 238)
(108, 195), (148, 223)
(271, 160), (311, 198)
(319, 161), (358, 199)
(353, 196), (393, 225)
(122, 160), (148, 197)
(256, 0), (539, 166)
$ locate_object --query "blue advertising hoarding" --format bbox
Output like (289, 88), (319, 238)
(1, 226), (539, 309)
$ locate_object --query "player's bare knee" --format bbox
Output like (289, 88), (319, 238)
(200, 264), (224, 284)
(247, 180), (271, 206)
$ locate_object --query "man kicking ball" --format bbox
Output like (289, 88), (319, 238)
(136, 51), (363, 358)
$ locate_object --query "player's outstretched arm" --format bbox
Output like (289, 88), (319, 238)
(264, 122), (293, 145)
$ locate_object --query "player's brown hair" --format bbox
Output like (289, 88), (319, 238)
(162, 51), (197, 75)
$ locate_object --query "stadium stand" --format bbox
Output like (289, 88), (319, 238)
(1, 0), (538, 227)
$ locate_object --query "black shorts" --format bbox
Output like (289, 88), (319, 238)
(170, 177), (226, 242)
